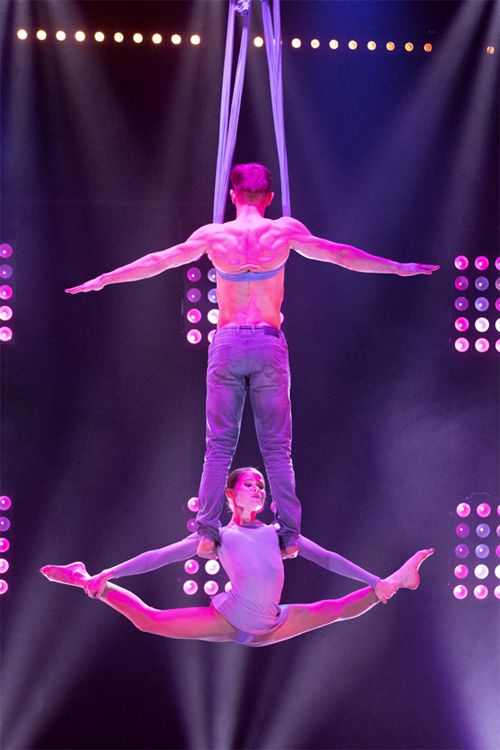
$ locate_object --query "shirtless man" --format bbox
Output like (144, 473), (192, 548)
(66, 163), (439, 559)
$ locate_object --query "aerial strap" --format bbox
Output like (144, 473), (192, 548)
(212, 0), (291, 223)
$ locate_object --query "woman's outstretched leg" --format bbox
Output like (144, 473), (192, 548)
(250, 548), (434, 647)
(40, 563), (237, 643)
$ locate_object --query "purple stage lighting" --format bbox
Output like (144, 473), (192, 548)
(0, 306), (12, 321)
(495, 258), (500, 271)
(0, 496), (12, 510)
(473, 585), (488, 599)
(0, 285), (12, 300)
(187, 496), (199, 512)
(207, 268), (217, 282)
(474, 256), (489, 270)
(476, 524), (490, 538)
(186, 329), (202, 345)
(496, 319), (500, 332)
(475, 338), (489, 353)
(0, 559), (9, 574)
(205, 560), (220, 575)
(475, 297), (489, 312)
(186, 267), (201, 282)
(0, 244), (12, 258)
(186, 518), (197, 532)
(207, 309), (219, 325)
(207, 330), (216, 343)
(0, 518), (11, 532)
(0, 539), (10, 553)
(207, 288), (217, 304)
(455, 317), (469, 332)
(495, 299), (500, 312)
(496, 279), (500, 292)
(454, 564), (468, 579)
(0, 327), (13, 342)
(454, 255), (469, 270)
(495, 586), (500, 600)
(225, 581), (232, 592)
(474, 564), (489, 579)
(0, 265), (12, 279)
(496, 565), (500, 578)
(455, 544), (469, 558)
(475, 277), (489, 291)
(455, 297), (469, 312)
(186, 288), (202, 303)
(186, 308), (202, 324)
(183, 580), (198, 595)
(455, 276), (469, 291)
(204, 580), (219, 596)
(496, 340), (500, 353)
(457, 502), (471, 518)
(184, 559), (199, 574)
(477, 503), (491, 518)
(497, 545), (500, 558)
(453, 584), (468, 599)
(455, 338), (469, 353)
(0, 580), (8, 595)
(475, 544), (489, 559)
(456, 523), (470, 538)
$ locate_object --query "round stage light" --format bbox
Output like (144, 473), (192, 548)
(0, 581), (8, 595)
(486, 46), (495, 55)
(475, 338), (489, 353)
(95, 31), (105, 42)
(454, 255), (469, 270)
(254, 36), (264, 48)
(0, 327), (13, 342)
(207, 288), (217, 304)
(207, 268), (217, 282)
(474, 297), (489, 312)
(477, 503), (491, 518)
(475, 256), (489, 270)
(475, 544), (489, 559)
(114, 32), (124, 43)
(367, 41), (377, 51)
(208, 329), (216, 344)
(455, 544), (469, 559)
(495, 585), (500, 599)
(0, 265), (12, 279)
(190, 34), (201, 46)
(454, 317), (469, 332)
(496, 300), (500, 312)
(0, 307), (12, 321)
(36, 30), (47, 41)
(454, 564), (468, 579)
(187, 496), (199, 512)
(496, 565), (500, 578)
(423, 43), (433, 52)
(456, 523), (470, 538)
(133, 33), (143, 44)
(292, 38), (302, 49)
(0, 517), (11, 532)
(186, 329), (202, 345)
(186, 308), (202, 324)
(456, 502), (471, 518)
(310, 39), (320, 49)
(183, 580), (198, 595)
(17, 29), (28, 40)
(475, 317), (489, 333)
(454, 337), (469, 353)
(496, 320), (500, 333)
(207, 309), (219, 325)
(474, 564), (489, 580)
(405, 42), (414, 52)
(497, 545), (500, 558)
(55, 31), (66, 41)
(0, 539), (9, 553)
(453, 584), (468, 599)
(205, 560), (220, 575)
(329, 39), (339, 50)
(348, 40), (358, 50)
(0, 245), (12, 258)
(0, 497), (11, 510)
(496, 279), (500, 292)
(455, 276), (468, 291)
(187, 266), (201, 282)
(476, 523), (490, 538)
(0, 559), (9, 574)
(225, 581), (232, 592)
(187, 288), (201, 303)
(454, 297), (469, 312)
(171, 34), (182, 46)
(386, 41), (396, 51)
(152, 33), (162, 44)
(475, 276), (489, 291)
(473, 585), (488, 599)
(75, 31), (86, 42)
(204, 581), (219, 596)
(496, 258), (500, 271)
(186, 518), (197, 532)
(184, 559), (199, 574)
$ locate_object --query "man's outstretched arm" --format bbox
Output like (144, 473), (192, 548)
(65, 225), (213, 294)
(283, 217), (439, 276)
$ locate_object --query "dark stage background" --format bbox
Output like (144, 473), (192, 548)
(1, 2), (499, 749)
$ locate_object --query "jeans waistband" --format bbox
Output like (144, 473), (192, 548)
(216, 325), (281, 338)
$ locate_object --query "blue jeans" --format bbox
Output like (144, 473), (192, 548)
(196, 326), (301, 547)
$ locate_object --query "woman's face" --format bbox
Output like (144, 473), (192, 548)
(230, 469), (266, 513)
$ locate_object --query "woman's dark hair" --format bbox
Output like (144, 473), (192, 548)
(226, 466), (264, 490)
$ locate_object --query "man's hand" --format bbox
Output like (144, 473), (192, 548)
(83, 569), (114, 598)
(374, 579), (398, 604)
(397, 263), (440, 276)
(65, 277), (105, 294)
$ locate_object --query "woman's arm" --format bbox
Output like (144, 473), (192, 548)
(298, 535), (380, 587)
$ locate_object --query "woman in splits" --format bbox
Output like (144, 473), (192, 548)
(41, 467), (433, 648)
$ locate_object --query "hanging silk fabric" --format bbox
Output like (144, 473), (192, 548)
(212, 0), (291, 224)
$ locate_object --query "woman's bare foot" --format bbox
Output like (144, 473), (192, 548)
(388, 548), (435, 590)
(40, 562), (90, 587)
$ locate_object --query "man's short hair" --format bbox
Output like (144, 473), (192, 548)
(230, 163), (272, 194)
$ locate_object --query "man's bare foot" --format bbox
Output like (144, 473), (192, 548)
(389, 548), (435, 590)
(282, 544), (299, 560)
(40, 562), (90, 587)
(196, 538), (218, 560)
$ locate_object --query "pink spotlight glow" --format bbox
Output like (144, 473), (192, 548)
(454, 276), (468, 291)
(495, 585), (500, 600)
(456, 523), (470, 538)
(186, 308), (202, 324)
(455, 317), (469, 332)
(455, 544), (469, 558)
(0, 538), (9, 553)
(456, 502), (471, 518)
(497, 545), (500, 558)
(496, 319), (500, 333)
(0, 244), (12, 259)
(454, 564), (468, 579)
(0, 306), (12, 321)
(0, 285), (12, 300)
(475, 276), (489, 292)
(477, 503), (491, 518)
(186, 267), (201, 282)
(183, 580), (198, 595)
(475, 338), (489, 353)
(184, 559), (199, 574)
(495, 257), (500, 271)
(0, 327), (13, 342)
(204, 580), (219, 596)
(474, 564), (489, 579)
(476, 523), (490, 538)
(225, 581), (232, 592)
(496, 340), (500, 353)
(453, 584), (468, 599)
(496, 565), (500, 578)
(205, 560), (220, 575)
(186, 518), (197, 532)
(0, 265), (12, 279)
(454, 337), (469, 352)
(474, 318), (489, 333)
(0, 518), (11, 532)
(207, 309), (219, 325)
(187, 496), (199, 512)
(0, 580), (8, 595)
(207, 329), (216, 343)
(473, 584), (488, 599)
(0, 559), (9, 574)
(186, 288), (201, 303)
(454, 297), (469, 312)
(496, 279), (500, 292)
(186, 329), (202, 345)
(474, 256), (489, 270)
(454, 256), (469, 270)
(495, 299), (500, 312)
(0, 496), (11, 510)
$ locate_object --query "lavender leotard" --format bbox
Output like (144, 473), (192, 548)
(110, 523), (380, 642)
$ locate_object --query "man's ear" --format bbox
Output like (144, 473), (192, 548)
(266, 191), (275, 206)
(229, 189), (237, 205)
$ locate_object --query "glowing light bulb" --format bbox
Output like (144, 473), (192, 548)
(475, 256), (489, 270)
(455, 544), (469, 559)
(0, 517), (11, 532)
(475, 297), (489, 312)
(475, 276), (489, 291)
(456, 524), (470, 538)
(207, 329), (216, 344)
(0, 581), (8, 595)
(207, 288), (217, 304)
(0, 327), (13, 342)
(292, 38), (302, 49)
(0, 497), (11, 510)
(186, 518), (197, 532)
(254, 36), (264, 48)
(183, 580), (198, 595)
(0, 560), (9, 574)
(423, 43), (433, 52)
(475, 318), (489, 332)
(207, 309), (219, 325)
(184, 559), (199, 574)
(474, 564), (489, 579)
(455, 276), (468, 291)
(207, 268), (217, 282)
(75, 31), (86, 42)
(454, 337), (469, 353)
(367, 41), (376, 51)
(186, 308), (202, 324)
(190, 34), (201, 46)
(486, 46), (495, 55)
(454, 564), (468, 579)
(454, 317), (469, 332)
(473, 585), (488, 599)
(0, 244), (14, 259)
(405, 42), (414, 52)
(348, 40), (358, 50)
(152, 34), (162, 45)
(329, 39), (339, 50)
(55, 31), (66, 41)
(477, 503), (491, 518)
(204, 580), (219, 596)
(133, 33), (143, 44)
(453, 584), (468, 599)
(36, 30), (47, 41)
(205, 560), (220, 575)
(17, 29), (28, 40)
(187, 288), (201, 303)
(475, 338), (489, 353)
(95, 31), (105, 42)
(171, 34), (182, 46)
(0, 539), (10, 553)
(225, 581), (232, 592)
(386, 41), (395, 51)
(0, 307), (12, 321)
(187, 497), (199, 512)
(187, 267), (201, 282)
(454, 255), (469, 270)
(454, 297), (469, 312)
(187, 329), (202, 345)
(310, 39), (320, 49)
(476, 524), (490, 538)
(456, 502), (471, 518)
(114, 32), (124, 43)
